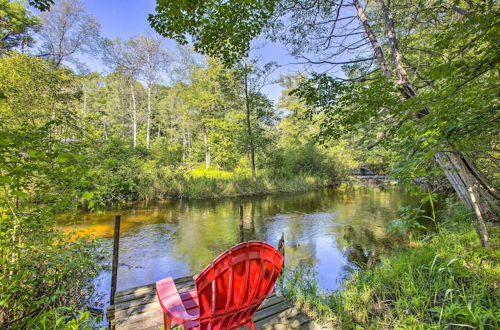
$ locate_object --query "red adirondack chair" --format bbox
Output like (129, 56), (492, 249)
(156, 241), (284, 330)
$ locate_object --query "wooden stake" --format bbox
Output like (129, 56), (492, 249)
(110, 214), (121, 306)
(278, 232), (285, 258)
(239, 205), (244, 242)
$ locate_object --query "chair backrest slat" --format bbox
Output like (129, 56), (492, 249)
(195, 241), (284, 330)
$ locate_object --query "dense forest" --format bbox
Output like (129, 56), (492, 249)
(0, 0), (498, 328)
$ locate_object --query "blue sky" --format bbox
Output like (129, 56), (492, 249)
(75, 0), (302, 102)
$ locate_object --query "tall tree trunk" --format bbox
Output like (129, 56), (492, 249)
(146, 85), (152, 148)
(356, 0), (498, 248)
(130, 82), (137, 148)
(182, 129), (187, 161)
(244, 63), (256, 180)
(82, 84), (87, 114)
(204, 125), (211, 169)
(103, 122), (109, 140)
(353, 0), (393, 77)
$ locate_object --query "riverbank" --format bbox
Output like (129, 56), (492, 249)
(80, 139), (352, 206)
(83, 169), (341, 209)
(136, 169), (340, 200)
(278, 205), (500, 328)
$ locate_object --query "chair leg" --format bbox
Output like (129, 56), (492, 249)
(163, 312), (171, 329)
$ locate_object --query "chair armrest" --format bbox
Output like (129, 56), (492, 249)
(156, 277), (198, 324)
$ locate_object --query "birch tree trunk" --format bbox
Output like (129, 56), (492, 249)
(204, 126), (211, 169)
(103, 122), (109, 140)
(244, 64), (256, 180)
(182, 129), (187, 161)
(355, 0), (498, 248)
(130, 82), (137, 148)
(146, 85), (152, 148)
(82, 84), (87, 114)
(353, 0), (394, 78)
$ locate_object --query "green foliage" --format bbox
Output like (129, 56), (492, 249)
(0, 0), (39, 52)
(279, 206), (500, 329)
(31, 307), (101, 329)
(28, 0), (54, 11)
(277, 266), (333, 321)
(149, 0), (276, 65)
(83, 139), (147, 203)
(264, 144), (341, 183)
(0, 53), (103, 327)
(72, 52), (349, 205)
(82, 140), (338, 202)
(387, 206), (426, 235)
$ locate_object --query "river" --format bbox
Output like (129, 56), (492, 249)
(58, 185), (420, 309)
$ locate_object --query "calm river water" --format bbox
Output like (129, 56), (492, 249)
(58, 186), (420, 307)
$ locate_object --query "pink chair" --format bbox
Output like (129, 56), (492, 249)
(156, 241), (284, 329)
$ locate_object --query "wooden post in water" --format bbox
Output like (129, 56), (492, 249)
(250, 202), (255, 232)
(239, 205), (244, 242)
(110, 214), (121, 307)
(278, 232), (285, 259)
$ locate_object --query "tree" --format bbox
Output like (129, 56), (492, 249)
(37, 0), (100, 67)
(290, 0), (500, 248)
(28, 0), (54, 11)
(184, 58), (229, 169)
(0, 0), (39, 53)
(102, 37), (145, 147)
(0, 52), (101, 326)
(149, 0), (276, 65)
(135, 35), (169, 148)
(238, 60), (276, 179)
(149, 0), (499, 247)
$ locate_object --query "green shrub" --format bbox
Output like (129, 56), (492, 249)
(150, 138), (183, 166)
(264, 144), (341, 183)
(83, 139), (147, 202)
(0, 53), (104, 327)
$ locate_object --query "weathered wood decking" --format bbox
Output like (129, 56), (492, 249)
(107, 276), (320, 329)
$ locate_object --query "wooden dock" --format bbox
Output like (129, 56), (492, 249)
(107, 276), (320, 329)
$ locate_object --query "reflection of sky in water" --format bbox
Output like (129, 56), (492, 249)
(58, 186), (420, 308)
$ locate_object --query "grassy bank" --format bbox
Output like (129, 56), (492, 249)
(278, 206), (500, 329)
(82, 139), (347, 206)
(135, 167), (336, 200)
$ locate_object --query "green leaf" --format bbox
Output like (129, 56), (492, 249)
(12, 190), (28, 197)
(56, 156), (68, 163)
(83, 191), (94, 200)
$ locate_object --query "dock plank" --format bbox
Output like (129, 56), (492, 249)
(108, 277), (319, 330)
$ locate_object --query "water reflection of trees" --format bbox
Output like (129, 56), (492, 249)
(61, 186), (420, 286)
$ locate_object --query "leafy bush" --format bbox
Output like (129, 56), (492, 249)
(264, 144), (341, 183)
(150, 138), (183, 166)
(0, 53), (104, 327)
(83, 139), (147, 203)
(0, 224), (104, 328)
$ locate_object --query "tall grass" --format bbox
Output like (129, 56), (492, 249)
(84, 139), (345, 204)
(135, 165), (335, 200)
(277, 207), (500, 329)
